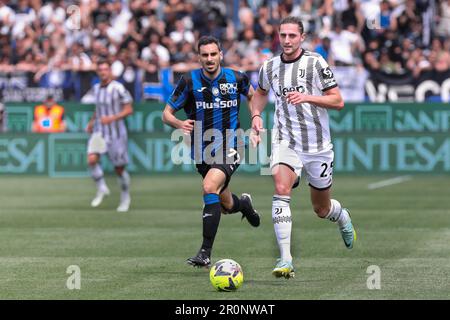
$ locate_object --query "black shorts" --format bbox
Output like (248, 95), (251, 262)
(195, 149), (241, 193)
(196, 162), (240, 193)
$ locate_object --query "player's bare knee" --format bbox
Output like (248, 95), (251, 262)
(202, 181), (220, 195)
(87, 155), (98, 166)
(313, 205), (330, 218)
(274, 182), (291, 196)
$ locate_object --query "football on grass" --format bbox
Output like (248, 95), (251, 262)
(209, 259), (244, 292)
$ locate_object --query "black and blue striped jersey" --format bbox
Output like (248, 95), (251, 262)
(167, 67), (250, 162)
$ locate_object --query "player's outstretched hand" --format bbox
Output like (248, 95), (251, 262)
(250, 129), (261, 148)
(287, 91), (309, 105)
(180, 119), (195, 135)
(86, 122), (93, 133)
(250, 115), (265, 148)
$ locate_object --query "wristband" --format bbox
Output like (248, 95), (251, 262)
(251, 114), (262, 121)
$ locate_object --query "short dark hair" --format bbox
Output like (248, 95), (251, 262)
(279, 16), (304, 34)
(97, 59), (110, 67)
(197, 36), (221, 52)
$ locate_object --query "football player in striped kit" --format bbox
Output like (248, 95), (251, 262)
(86, 60), (134, 212)
(162, 36), (261, 268)
(251, 16), (357, 278)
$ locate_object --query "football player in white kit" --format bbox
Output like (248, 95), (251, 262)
(251, 16), (356, 278)
(86, 61), (134, 212)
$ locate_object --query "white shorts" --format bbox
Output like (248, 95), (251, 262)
(270, 142), (334, 190)
(87, 132), (129, 167)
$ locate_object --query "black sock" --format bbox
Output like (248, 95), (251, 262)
(222, 193), (242, 214)
(201, 193), (221, 253)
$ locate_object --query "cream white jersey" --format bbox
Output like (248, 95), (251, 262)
(258, 50), (338, 153)
(92, 80), (133, 141)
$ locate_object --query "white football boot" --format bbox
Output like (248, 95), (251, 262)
(117, 194), (131, 212)
(91, 187), (110, 207)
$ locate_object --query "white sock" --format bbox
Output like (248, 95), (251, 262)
(325, 199), (350, 228)
(272, 195), (292, 263)
(89, 164), (108, 191)
(118, 170), (130, 200)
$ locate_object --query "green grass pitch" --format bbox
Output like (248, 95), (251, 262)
(0, 174), (449, 299)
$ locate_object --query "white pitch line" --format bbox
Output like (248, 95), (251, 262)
(368, 175), (413, 190)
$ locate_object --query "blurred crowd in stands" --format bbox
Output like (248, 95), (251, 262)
(0, 0), (449, 100)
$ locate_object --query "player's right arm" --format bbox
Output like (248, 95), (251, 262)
(250, 63), (271, 147)
(86, 112), (95, 133)
(162, 105), (194, 135)
(85, 86), (96, 133)
(162, 75), (194, 135)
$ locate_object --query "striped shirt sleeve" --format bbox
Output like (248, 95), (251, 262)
(117, 83), (133, 104)
(167, 75), (189, 111)
(314, 55), (338, 92)
(257, 62), (270, 91)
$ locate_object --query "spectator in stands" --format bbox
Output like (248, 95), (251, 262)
(379, 0), (393, 29)
(170, 19), (195, 45)
(364, 50), (381, 72)
(406, 48), (432, 78)
(254, 5), (274, 41)
(405, 19), (425, 49)
(437, 0), (450, 37)
(380, 49), (404, 74)
(123, 17), (143, 45)
(111, 45), (139, 98)
(171, 40), (196, 64)
(69, 42), (94, 72)
(380, 29), (404, 72)
(39, 0), (66, 35)
(390, 0), (420, 37)
(15, 50), (40, 87)
(109, 0), (132, 40)
(0, 0), (15, 36)
(259, 35), (275, 59)
(236, 28), (260, 61)
(315, 36), (332, 62)
(164, 0), (190, 22)
(92, 14), (119, 51)
(32, 94), (66, 133)
(328, 20), (365, 66)
(141, 33), (170, 68)
(221, 39), (241, 70)
(341, 0), (365, 33)
(11, 0), (37, 40)
(92, 0), (111, 25)
(0, 0), (448, 103)
(429, 37), (450, 73)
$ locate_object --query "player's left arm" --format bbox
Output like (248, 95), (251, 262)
(86, 112), (96, 133)
(101, 103), (133, 125)
(238, 73), (264, 146)
(244, 85), (255, 114)
(287, 55), (344, 110)
(287, 86), (344, 110)
(236, 70), (254, 114)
